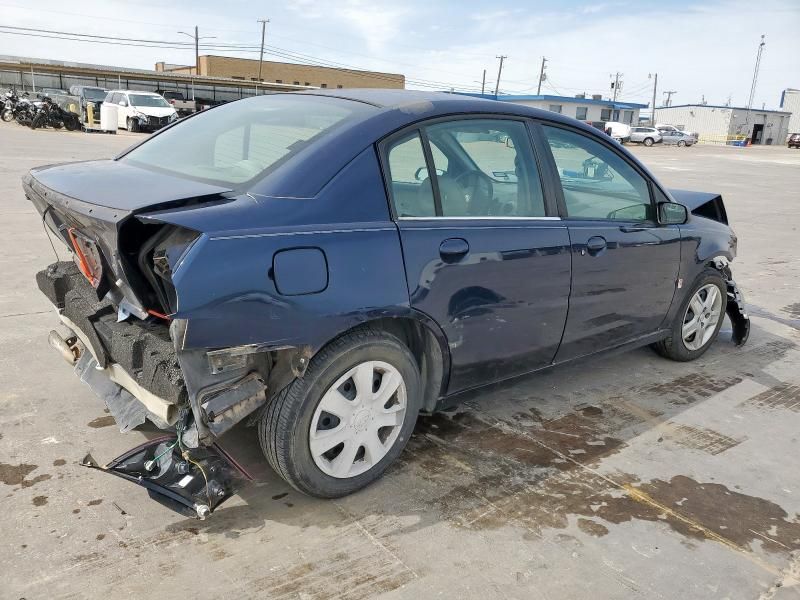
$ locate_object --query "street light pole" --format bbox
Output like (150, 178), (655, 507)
(177, 28), (216, 100)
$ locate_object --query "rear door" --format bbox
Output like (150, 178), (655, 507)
(383, 118), (571, 393)
(540, 124), (681, 362)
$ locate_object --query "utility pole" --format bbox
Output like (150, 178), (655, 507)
(611, 72), (623, 101)
(257, 18), (270, 83)
(494, 55), (507, 97)
(744, 34), (766, 140)
(663, 90), (676, 107)
(536, 56), (547, 95)
(481, 69), (486, 95)
(649, 72), (658, 125)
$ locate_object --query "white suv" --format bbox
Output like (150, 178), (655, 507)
(103, 90), (177, 132)
(630, 127), (663, 146)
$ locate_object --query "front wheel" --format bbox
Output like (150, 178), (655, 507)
(127, 117), (140, 133)
(653, 270), (727, 361)
(1, 109), (13, 122)
(643, 137), (654, 147)
(677, 140), (686, 147)
(259, 328), (422, 498)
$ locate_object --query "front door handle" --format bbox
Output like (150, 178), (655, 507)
(439, 238), (469, 262)
(585, 236), (607, 256)
(619, 225), (648, 233)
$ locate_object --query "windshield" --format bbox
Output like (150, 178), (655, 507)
(84, 88), (107, 100)
(129, 94), (171, 108)
(122, 94), (373, 186)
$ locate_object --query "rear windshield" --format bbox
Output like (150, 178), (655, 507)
(122, 94), (372, 186)
(84, 88), (107, 100)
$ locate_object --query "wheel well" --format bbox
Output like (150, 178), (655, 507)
(265, 317), (449, 414)
(358, 317), (447, 413)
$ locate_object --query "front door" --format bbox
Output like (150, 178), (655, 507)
(541, 124), (681, 362)
(384, 119), (571, 393)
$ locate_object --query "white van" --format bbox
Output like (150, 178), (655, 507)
(603, 121), (632, 144)
(103, 90), (177, 132)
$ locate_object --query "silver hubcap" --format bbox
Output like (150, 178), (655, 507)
(682, 284), (723, 351)
(309, 361), (406, 479)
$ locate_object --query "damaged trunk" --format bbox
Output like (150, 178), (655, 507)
(26, 163), (272, 452)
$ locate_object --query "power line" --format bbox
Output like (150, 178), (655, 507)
(0, 25), (485, 92)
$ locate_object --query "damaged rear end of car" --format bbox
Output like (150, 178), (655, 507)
(25, 169), (274, 516)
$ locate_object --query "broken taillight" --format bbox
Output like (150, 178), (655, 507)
(67, 228), (103, 288)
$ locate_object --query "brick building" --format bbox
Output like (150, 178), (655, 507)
(156, 55), (404, 89)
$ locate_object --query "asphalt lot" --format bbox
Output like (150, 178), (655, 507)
(1, 126), (800, 599)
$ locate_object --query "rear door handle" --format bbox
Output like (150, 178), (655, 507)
(585, 236), (607, 255)
(439, 238), (469, 261)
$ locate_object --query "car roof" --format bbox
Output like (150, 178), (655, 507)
(108, 90), (161, 95)
(220, 89), (666, 199)
(293, 88), (589, 128)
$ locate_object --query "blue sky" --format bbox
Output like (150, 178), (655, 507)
(1, 0), (798, 109)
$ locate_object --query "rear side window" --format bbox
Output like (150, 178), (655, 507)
(123, 95), (374, 186)
(386, 132), (436, 217)
(385, 119), (546, 218)
(544, 125), (653, 221)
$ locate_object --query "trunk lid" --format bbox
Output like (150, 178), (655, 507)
(25, 160), (231, 317)
(29, 159), (231, 211)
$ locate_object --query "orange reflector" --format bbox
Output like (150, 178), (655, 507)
(67, 228), (102, 288)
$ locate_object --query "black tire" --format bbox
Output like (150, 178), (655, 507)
(653, 269), (727, 361)
(643, 137), (654, 147)
(259, 328), (422, 498)
(64, 116), (79, 131)
(127, 117), (139, 133)
(1, 109), (13, 122)
(677, 140), (686, 147)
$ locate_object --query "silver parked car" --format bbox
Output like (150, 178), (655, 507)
(630, 126), (662, 146)
(660, 129), (696, 146)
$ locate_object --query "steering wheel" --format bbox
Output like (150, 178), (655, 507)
(453, 170), (494, 216)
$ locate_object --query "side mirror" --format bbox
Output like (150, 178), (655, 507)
(414, 166), (429, 181)
(658, 201), (688, 225)
(118, 100), (127, 107)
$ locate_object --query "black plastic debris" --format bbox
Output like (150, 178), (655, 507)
(81, 436), (252, 519)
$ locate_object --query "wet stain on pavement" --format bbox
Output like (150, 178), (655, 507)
(88, 416), (116, 428)
(638, 373), (742, 405)
(87, 499), (103, 506)
(32, 495), (48, 506)
(96, 534), (105, 541)
(404, 407), (800, 554)
(577, 518), (609, 537)
(0, 462), (51, 489)
(746, 383), (800, 412)
(665, 424), (745, 455)
(53, 459), (66, 466)
(782, 302), (800, 319)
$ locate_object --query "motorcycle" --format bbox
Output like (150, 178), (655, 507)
(14, 94), (39, 126)
(29, 97), (80, 131)
(1, 90), (25, 123)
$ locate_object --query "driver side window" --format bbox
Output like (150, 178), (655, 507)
(543, 126), (653, 221)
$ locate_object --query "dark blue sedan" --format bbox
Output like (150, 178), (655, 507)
(26, 90), (749, 505)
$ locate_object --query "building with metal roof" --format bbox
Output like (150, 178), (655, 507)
(457, 92), (649, 124)
(655, 103), (792, 145)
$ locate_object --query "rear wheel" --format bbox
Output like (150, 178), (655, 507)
(653, 270), (727, 361)
(30, 113), (45, 129)
(643, 137), (654, 147)
(259, 328), (422, 498)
